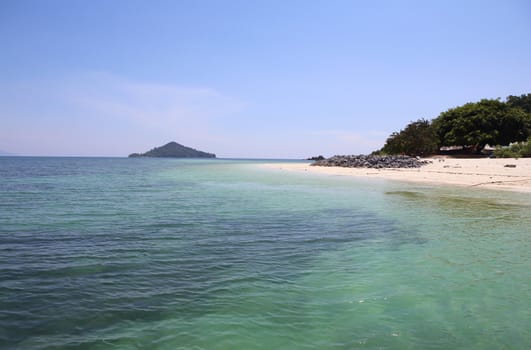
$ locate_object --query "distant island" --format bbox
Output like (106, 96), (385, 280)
(129, 142), (216, 158)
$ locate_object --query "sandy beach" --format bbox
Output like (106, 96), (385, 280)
(263, 158), (531, 193)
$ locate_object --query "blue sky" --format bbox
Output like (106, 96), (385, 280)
(1, 0), (530, 157)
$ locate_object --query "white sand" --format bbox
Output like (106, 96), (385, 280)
(262, 158), (531, 193)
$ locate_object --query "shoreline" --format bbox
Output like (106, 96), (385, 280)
(261, 158), (531, 193)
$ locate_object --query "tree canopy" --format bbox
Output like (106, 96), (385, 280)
(506, 93), (531, 114)
(377, 94), (531, 156)
(381, 119), (438, 156)
(375, 94), (531, 156)
(433, 99), (529, 152)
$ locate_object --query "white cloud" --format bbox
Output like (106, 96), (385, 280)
(65, 73), (243, 128)
(0, 72), (390, 157)
(303, 129), (388, 156)
(0, 72), (244, 156)
(210, 129), (388, 159)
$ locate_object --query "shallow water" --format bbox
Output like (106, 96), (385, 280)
(1, 157), (530, 349)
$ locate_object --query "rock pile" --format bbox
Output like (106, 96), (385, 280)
(311, 155), (430, 169)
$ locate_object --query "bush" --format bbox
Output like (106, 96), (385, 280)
(493, 147), (519, 158)
(493, 138), (531, 158)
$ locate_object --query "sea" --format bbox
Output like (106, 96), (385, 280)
(1, 157), (530, 349)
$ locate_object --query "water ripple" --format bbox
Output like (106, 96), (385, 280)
(1, 158), (530, 349)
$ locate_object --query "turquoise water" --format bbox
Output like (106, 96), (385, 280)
(1, 157), (530, 349)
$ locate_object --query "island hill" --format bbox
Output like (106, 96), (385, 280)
(129, 142), (216, 158)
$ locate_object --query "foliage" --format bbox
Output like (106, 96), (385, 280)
(493, 147), (519, 158)
(494, 138), (531, 158)
(506, 93), (531, 114)
(380, 119), (438, 156)
(432, 99), (530, 152)
(375, 93), (531, 156)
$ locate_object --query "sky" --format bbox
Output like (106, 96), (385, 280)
(1, 0), (530, 158)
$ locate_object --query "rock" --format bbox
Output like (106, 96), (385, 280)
(307, 155), (325, 161)
(311, 155), (429, 169)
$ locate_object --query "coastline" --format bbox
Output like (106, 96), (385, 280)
(261, 158), (531, 193)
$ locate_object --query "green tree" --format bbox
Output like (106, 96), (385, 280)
(433, 99), (530, 152)
(381, 119), (438, 156)
(506, 94), (531, 135)
(506, 93), (531, 114)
